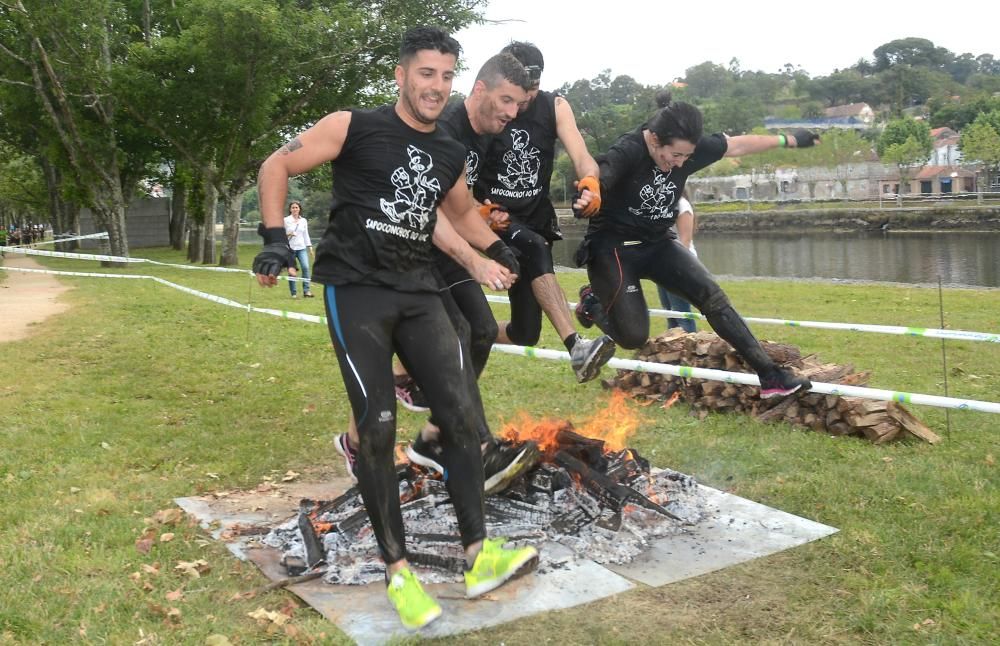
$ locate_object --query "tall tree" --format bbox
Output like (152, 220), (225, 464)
(122, 0), (484, 266)
(960, 112), (1000, 197)
(0, 0), (157, 260)
(878, 117), (932, 204)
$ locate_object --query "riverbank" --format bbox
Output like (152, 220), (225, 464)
(557, 206), (1000, 233)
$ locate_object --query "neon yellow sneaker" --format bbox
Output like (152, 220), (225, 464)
(465, 538), (539, 598)
(386, 567), (442, 630)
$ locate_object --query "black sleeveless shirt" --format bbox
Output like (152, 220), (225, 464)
(474, 90), (560, 239)
(311, 104), (466, 292)
(586, 128), (727, 243)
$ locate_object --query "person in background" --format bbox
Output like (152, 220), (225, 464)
(284, 201), (314, 298)
(657, 191), (697, 333)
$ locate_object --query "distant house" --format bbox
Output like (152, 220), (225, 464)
(764, 102), (876, 132)
(928, 127), (963, 166)
(823, 102), (875, 126)
(876, 165), (975, 196)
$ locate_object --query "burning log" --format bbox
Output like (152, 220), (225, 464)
(553, 450), (680, 521)
(603, 330), (939, 444)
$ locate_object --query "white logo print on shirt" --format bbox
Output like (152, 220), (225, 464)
(464, 149), (480, 188)
(498, 129), (541, 190)
(379, 145), (442, 231)
(628, 168), (677, 220)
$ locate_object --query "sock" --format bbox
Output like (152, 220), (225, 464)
(563, 333), (579, 351)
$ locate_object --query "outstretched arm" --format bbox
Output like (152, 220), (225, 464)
(724, 129), (820, 157)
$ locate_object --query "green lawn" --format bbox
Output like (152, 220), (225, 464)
(1, 246), (998, 644)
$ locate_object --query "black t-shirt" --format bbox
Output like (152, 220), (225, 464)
(439, 100), (493, 191)
(586, 128), (727, 242)
(432, 100), (495, 275)
(475, 90), (560, 239)
(311, 104), (466, 292)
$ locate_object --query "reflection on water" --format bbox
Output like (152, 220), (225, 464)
(551, 223), (1000, 288)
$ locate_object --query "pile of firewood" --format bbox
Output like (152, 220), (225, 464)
(604, 330), (940, 444)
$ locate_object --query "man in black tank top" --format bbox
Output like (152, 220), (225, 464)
(251, 27), (538, 631)
(399, 53), (544, 485)
(474, 41), (616, 383)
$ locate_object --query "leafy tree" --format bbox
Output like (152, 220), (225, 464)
(877, 117), (932, 158)
(0, 0), (159, 259)
(960, 112), (1000, 193)
(683, 61), (733, 100)
(122, 0), (484, 265)
(873, 37), (950, 72)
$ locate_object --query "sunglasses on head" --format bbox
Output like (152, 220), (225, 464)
(523, 64), (542, 81)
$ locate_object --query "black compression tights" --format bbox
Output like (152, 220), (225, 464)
(324, 284), (487, 564)
(500, 223), (556, 346)
(585, 238), (776, 374)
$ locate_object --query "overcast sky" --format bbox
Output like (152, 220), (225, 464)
(451, 1), (999, 92)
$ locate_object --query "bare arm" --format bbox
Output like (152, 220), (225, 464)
(724, 130), (819, 157)
(554, 96), (599, 179)
(432, 202), (514, 291)
(675, 210), (694, 249)
(438, 172), (502, 252)
(258, 111), (351, 229)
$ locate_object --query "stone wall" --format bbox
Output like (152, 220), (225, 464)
(79, 197), (170, 249)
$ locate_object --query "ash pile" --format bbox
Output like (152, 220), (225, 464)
(262, 423), (709, 586)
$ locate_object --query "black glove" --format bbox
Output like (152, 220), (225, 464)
(485, 240), (520, 276)
(790, 129), (820, 148)
(252, 226), (295, 277)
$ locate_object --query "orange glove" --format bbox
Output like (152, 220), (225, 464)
(574, 175), (602, 217)
(478, 202), (510, 232)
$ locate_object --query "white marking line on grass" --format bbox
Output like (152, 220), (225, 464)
(6, 265), (998, 415)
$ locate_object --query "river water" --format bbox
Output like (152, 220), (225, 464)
(551, 224), (1000, 288)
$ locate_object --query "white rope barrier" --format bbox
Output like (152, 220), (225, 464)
(490, 344), (1000, 414)
(5, 245), (998, 340)
(483, 295), (1000, 344)
(5, 264), (998, 415)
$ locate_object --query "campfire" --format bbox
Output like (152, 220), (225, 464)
(263, 392), (709, 585)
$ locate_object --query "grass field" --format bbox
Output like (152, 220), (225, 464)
(1, 245), (998, 644)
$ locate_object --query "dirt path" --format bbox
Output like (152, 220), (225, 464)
(0, 254), (72, 343)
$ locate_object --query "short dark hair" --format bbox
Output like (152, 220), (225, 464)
(475, 53), (531, 91)
(501, 41), (543, 82)
(399, 26), (461, 65)
(646, 90), (703, 146)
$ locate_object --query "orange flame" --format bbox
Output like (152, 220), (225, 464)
(500, 390), (640, 454)
(661, 391), (681, 409)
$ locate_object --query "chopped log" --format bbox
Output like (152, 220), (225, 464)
(886, 402), (942, 444)
(609, 331), (937, 444)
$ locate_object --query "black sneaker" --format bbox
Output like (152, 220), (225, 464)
(575, 284), (596, 329)
(405, 435), (445, 475)
(569, 335), (616, 383)
(759, 368), (812, 399)
(483, 440), (541, 495)
(334, 433), (358, 481)
(394, 376), (429, 412)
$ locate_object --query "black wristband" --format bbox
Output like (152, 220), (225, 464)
(259, 226), (287, 245)
(485, 240), (507, 260)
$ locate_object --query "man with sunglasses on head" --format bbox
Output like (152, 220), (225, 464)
(474, 41), (616, 384)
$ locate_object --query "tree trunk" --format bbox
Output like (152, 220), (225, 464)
(169, 181), (187, 250)
(220, 179), (249, 266)
(188, 221), (204, 263)
(201, 180), (218, 264)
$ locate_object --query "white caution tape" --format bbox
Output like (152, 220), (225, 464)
(483, 295), (1000, 344)
(7, 264), (999, 415)
(5, 232), (110, 247)
(491, 344), (1000, 414)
